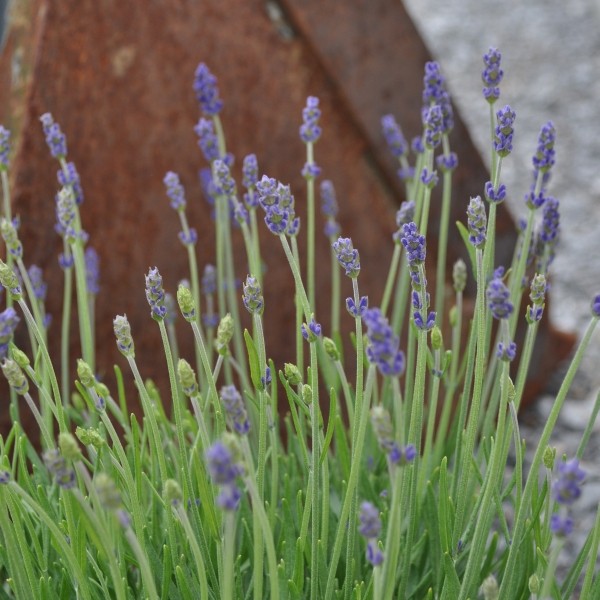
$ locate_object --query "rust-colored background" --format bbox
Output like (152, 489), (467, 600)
(0, 0), (573, 432)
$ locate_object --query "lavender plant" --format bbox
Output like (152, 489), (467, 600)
(0, 50), (599, 600)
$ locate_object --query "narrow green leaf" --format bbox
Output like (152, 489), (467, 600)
(244, 328), (263, 391)
(456, 221), (476, 274)
(319, 387), (337, 465)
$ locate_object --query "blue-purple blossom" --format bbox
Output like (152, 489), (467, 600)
(301, 162), (321, 180)
(400, 221), (426, 267)
(163, 171), (186, 211)
(178, 228), (198, 246)
(423, 105), (443, 149)
(255, 176), (299, 236)
(527, 274), (546, 323)
(422, 62), (453, 132)
(301, 316), (321, 342)
(552, 458), (585, 506)
(0, 218), (22, 259)
(484, 181), (506, 204)
(539, 196), (560, 243)
(381, 114), (408, 158)
(55, 187), (77, 241)
(486, 267), (513, 320)
(371, 405), (400, 458)
(0, 126), (9, 168)
(532, 121), (556, 174)
(363, 308), (405, 376)
(467, 196), (487, 249)
(242, 275), (264, 315)
(40, 113), (67, 158)
(242, 154), (258, 190)
(436, 152), (458, 172)
(420, 167), (438, 188)
(320, 180), (340, 238)
(497, 341), (517, 362)
(220, 385), (250, 435)
(194, 117), (220, 163)
(493, 105), (516, 157)
(205, 441), (243, 511)
(299, 96), (321, 143)
(57, 162), (84, 205)
(145, 267), (167, 321)
(193, 63), (223, 116)
(43, 449), (76, 490)
(202, 264), (217, 295)
(85, 247), (100, 296)
(411, 136), (425, 155)
(550, 513), (574, 537)
(28, 265), (47, 301)
(0, 307), (19, 359)
(592, 294), (600, 318)
(332, 237), (360, 278)
(482, 48), (503, 102)
(212, 159), (236, 198)
(393, 201), (416, 245)
(358, 502), (384, 566)
(346, 295), (368, 317)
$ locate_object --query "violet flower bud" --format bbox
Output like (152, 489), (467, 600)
(193, 63), (223, 116)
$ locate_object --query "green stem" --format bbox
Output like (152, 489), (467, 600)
(306, 142), (316, 311)
(222, 511), (236, 600)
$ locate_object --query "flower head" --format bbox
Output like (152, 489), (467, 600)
(539, 196), (560, 243)
(2, 358), (28, 395)
(532, 121), (556, 174)
(381, 114), (408, 158)
(242, 276), (264, 315)
(493, 105), (516, 157)
(220, 385), (250, 435)
(552, 458), (585, 505)
(242, 154), (258, 190)
(0, 218), (22, 259)
(193, 63), (223, 116)
(206, 440), (243, 511)
(486, 267), (513, 320)
(0, 125), (10, 169)
(85, 247), (100, 296)
(40, 113), (67, 158)
(482, 48), (503, 102)
(299, 96), (321, 143)
(467, 196), (487, 249)
(113, 314), (135, 358)
(363, 308), (405, 377)
(194, 117), (220, 163)
(0, 260), (21, 299)
(358, 502), (384, 566)
(400, 222), (426, 266)
(592, 294), (600, 318)
(423, 104), (444, 149)
(145, 267), (167, 321)
(163, 171), (186, 211)
(57, 162), (84, 205)
(333, 237), (360, 278)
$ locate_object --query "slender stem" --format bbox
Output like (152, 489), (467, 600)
(310, 342), (320, 600)
(381, 244), (401, 317)
(222, 511), (236, 600)
(306, 142), (316, 311)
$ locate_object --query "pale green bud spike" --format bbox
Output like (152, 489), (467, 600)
(1, 359), (28, 395)
(0, 260), (22, 299)
(178, 358), (198, 397)
(284, 363), (302, 386)
(452, 258), (467, 293)
(75, 426), (105, 449)
(113, 314), (135, 358)
(77, 358), (96, 388)
(177, 284), (196, 322)
(95, 473), (122, 510)
(431, 326), (443, 351)
(543, 446), (556, 470)
(0, 218), (22, 259)
(164, 479), (183, 506)
(481, 574), (499, 600)
(323, 336), (340, 361)
(58, 433), (81, 461)
(215, 313), (234, 355)
(302, 384), (313, 405)
(10, 346), (30, 369)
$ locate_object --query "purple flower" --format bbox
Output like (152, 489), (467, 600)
(163, 171), (186, 211)
(423, 105), (443, 149)
(532, 121), (556, 174)
(85, 247), (100, 296)
(363, 308), (405, 376)
(400, 222), (425, 266)
(40, 113), (67, 158)
(0, 307), (19, 359)
(394, 201), (416, 242)
(220, 385), (250, 435)
(242, 275), (264, 315)
(242, 154), (258, 190)
(411, 136), (425, 155)
(550, 513), (574, 537)
(113, 315), (135, 358)
(255, 176), (299, 236)
(592, 294), (600, 318)
(319, 181), (337, 216)
(422, 62), (453, 132)
(178, 228), (198, 246)
(497, 341), (517, 362)
(482, 48), (503, 102)
(194, 117), (220, 163)
(206, 441), (243, 511)
(201, 264), (217, 295)
(552, 458), (585, 506)
(346, 295), (368, 318)
(539, 196), (560, 243)
(0, 126), (9, 169)
(301, 161), (321, 180)
(484, 181), (506, 204)
(28, 265), (48, 301)
(299, 96), (322, 143)
(57, 162), (84, 205)
(486, 267), (513, 320)
(333, 237), (360, 278)
(193, 63), (223, 116)
(494, 105), (516, 157)
(527, 274), (546, 323)
(145, 267), (167, 321)
(436, 152), (458, 172)
(358, 501), (381, 539)
(301, 316), (322, 342)
(212, 159), (236, 198)
(381, 114), (408, 158)
(42, 449), (76, 490)
(467, 196), (487, 249)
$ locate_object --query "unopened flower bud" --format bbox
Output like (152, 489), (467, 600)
(177, 284), (196, 322)
(95, 473), (122, 510)
(431, 326), (443, 351)
(323, 337), (340, 361)
(58, 433), (81, 461)
(10, 347), (30, 369)
(302, 384), (313, 405)
(77, 359), (95, 388)
(164, 479), (183, 506)
(453, 259), (467, 293)
(528, 574), (540, 594)
(75, 426), (105, 449)
(284, 363), (302, 386)
(543, 446), (556, 470)
(215, 313), (234, 355)
(1, 359), (28, 395)
(481, 574), (499, 600)
(0, 260), (22, 299)
(178, 358), (198, 397)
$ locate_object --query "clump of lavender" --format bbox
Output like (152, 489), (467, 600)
(358, 502), (384, 566)
(193, 63), (223, 116)
(362, 308), (405, 376)
(206, 440), (243, 511)
(482, 48), (503, 102)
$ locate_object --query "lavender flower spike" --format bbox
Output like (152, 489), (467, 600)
(532, 121), (556, 174)
(363, 307), (405, 377)
(113, 315), (135, 358)
(493, 105), (516, 157)
(242, 154), (259, 190)
(145, 267), (167, 321)
(467, 196), (487, 249)
(57, 162), (84, 205)
(400, 222), (426, 266)
(358, 502), (384, 566)
(193, 63), (223, 116)
(242, 275), (264, 315)
(163, 171), (186, 211)
(40, 113), (67, 158)
(85, 247), (100, 296)
(0, 307), (20, 359)
(0, 125), (10, 169)
(381, 114), (408, 158)
(299, 96), (322, 143)
(482, 48), (503, 102)
(194, 117), (220, 163)
(206, 440), (243, 511)
(333, 237), (360, 278)
(220, 385), (250, 435)
(486, 267), (513, 320)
